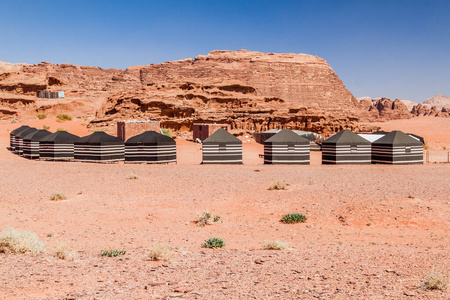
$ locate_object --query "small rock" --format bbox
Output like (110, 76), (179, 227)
(254, 259), (264, 264)
(404, 291), (416, 296)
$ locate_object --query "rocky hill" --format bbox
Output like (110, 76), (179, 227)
(424, 94), (450, 109)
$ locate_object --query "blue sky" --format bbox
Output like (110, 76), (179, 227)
(1, 0), (449, 102)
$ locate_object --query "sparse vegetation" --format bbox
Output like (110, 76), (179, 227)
(101, 249), (126, 257)
(57, 128), (66, 131)
(47, 233), (52, 237)
(37, 113), (47, 120)
(202, 237), (226, 248)
(281, 213), (307, 224)
(56, 114), (73, 121)
(268, 181), (288, 190)
(0, 227), (45, 254)
(196, 211), (221, 227)
(148, 243), (175, 261)
(42, 124), (50, 130)
(366, 222), (372, 226)
(54, 242), (78, 260)
(424, 142), (430, 150)
(11, 119), (18, 124)
(262, 240), (287, 250)
(49, 192), (66, 201)
(161, 128), (172, 138)
(126, 172), (140, 180)
(443, 146), (448, 150)
(422, 270), (448, 291)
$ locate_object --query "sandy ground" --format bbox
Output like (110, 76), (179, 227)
(0, 118), (449, 299)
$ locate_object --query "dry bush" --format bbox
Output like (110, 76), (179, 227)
(126, 172), (140, 180)
(42, 124), (50, 130)
(268, 181), (288, 190)
(262, 240), (288, 250)
(0, 227), (45, 254)
(50, 192), (66, 201)
(148, 243), (175, 261)
(196, 211), (221, 227)
(54, 242), (78, 260)
(56, 114), (72, 122)
(423, 270), (448, 291)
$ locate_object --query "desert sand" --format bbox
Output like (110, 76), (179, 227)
(0, 118), (449, 299)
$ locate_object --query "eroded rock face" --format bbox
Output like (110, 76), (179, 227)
(411, 103), (450, 118)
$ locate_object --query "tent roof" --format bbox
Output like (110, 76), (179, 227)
(40, 131), (80, 143)
(11, 125), (30, 135)
(264, 129), (310, 144)
(203, 128), (241, 144)
(372, 130), (423, 146)
(125, 131), (175, 145)
(23, 129), (52, 141)
(323, 129), (371, 145)
(76, 131), (124, 145)
(16, 127), (38, 138)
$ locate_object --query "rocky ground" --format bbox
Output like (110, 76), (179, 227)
(0, 118), (449, 299)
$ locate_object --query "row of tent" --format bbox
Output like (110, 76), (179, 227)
(9, 126), (424, 165)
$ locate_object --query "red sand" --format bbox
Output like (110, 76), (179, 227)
(0, 118), (449, 299)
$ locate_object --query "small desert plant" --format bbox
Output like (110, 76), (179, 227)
(11, 119), (18, 124)
(0, 227), (45, 254)
(42, 124), (50, 130)
(443, 146), (448, 151)
(54, 242), (78, 260)
(424, 142), (429, 150)
(161, 128), (172, 138)
(56, 114), (72, 121)
(202, 237), (226, 248)
(101, 249), (126, 257)
(281, 213), (307, 224)
(422, 270), (448, 291)
(196, 211), (221, 227)
(126, 172), (140, 180)
(268, 181), (288, 190)
(262, 240), (287, 250)
(37, 113), (47, 120)
(49, 192), (66, 201)
(56, 128), (66, 131)
(148, 243), (175, 261)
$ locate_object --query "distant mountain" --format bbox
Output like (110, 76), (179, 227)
(423, 94), (450, 109)
(357, 97), (418, 111)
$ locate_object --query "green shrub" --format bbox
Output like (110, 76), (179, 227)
(56, 114), (72, 121)
(202, 237), (226, 248)
(196, 211), (221, 227)
(161, 128), (172, 138)
(0, 227), (45, 254)
(37, 113), (47, 120)
(101, 249), (126, 257)
(49, 192), (66, 201)
(281, 213), (307, 224)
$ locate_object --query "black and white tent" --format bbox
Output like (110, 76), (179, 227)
(74, 132), (124, 162)
(263, 129), (310, 164)
(22, 129), (52, 159)
(371, 130), (423, 164)
(14, 127), (38, 155)
(9, 125), (30, 151)
(125, 131), (176, 164)
(322, 129), (371, 164)
(39, 131), (80, 161)
(202, 128), (242, 164)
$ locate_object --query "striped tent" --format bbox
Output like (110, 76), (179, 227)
(9, 125), (30, 151)
(39, 131), (80, 161)
(74, 132), (124, 162)
(22, 129), (52, 159)
(322, 130), (371, 164)
(14, 127), (38, 155)
(264, 129), (310, 164)
(202, 128), (242, 164)
(372, 130), (423, 164)
(125, 131), (176, 164)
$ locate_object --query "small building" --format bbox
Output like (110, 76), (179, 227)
(117, 120), (161, 141)
(37, 91), (65, 98)
(9, 125), (30, 151)
(264, 129), (310, 164)
(39, 131), (80, 161)
(22, 129), (52, 159)
(125, 131), (176, 164)
(202, 128), (242, 164)
(14, 127), (38, 155)
(193, 123), (229, 141)
(74, 132), (124, 162)
(322, 130), (371, 164)
(371, 131), (423, 164)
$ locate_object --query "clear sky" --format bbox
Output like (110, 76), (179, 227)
(1, 0), (449, 102)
